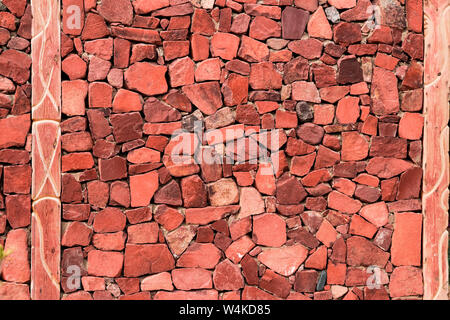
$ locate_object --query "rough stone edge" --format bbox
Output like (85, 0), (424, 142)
(423, 0), (449, 300)
(31, 0), (61, 300)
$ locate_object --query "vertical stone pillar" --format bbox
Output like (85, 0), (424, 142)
(31, 0), (61, 300)
(423, 0), (449, 300)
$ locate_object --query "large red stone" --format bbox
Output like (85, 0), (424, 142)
(222, 73), (248, 107)
(259, 269), (291, 298)
(62, 54), (87, 80)
(1, 229), (30, 283)
(0, 283), (30, 300)
(346, 236), (390, 267)
(341, 131), (369, 161)
(128, 222), (159, 244)
(177, 243), (221, 269)
(366, 157), (413, 179)
(337, 56), (363, 84)
(154, 180), (182, 207)
(328, 191), (361, 214)
(154, 205), (184, 231)
(307, 6), (332, 39)
(98, 0), (133, 25)
(238, 36), (269, 63)
(207, 178), (239, 207)
(391, 212), (422, 266)
(0, 114), (30, 149)
(87, 250), (123, 277)
(249, 62), (282, 90)
(276, 175), (307, 204)
(371, 67), (399, 115)
(98, 156), (127, 181)
(182, 82), (222, 115)
(253, 213), (286, 247)
(288, 38), (323, 60)
(125, 62), (168, 96)
(406, 0), (422, 32)
(3, 165), (31, 194)
(292, 81), (320, 102)
(225, 236), (255, 264)
(389, 266), (423, 297)
(396, 167), (422, 200)
(93, 207), (126, 233)
(112, 89), (142, 113)
(124, 244), (175, 277)
(181, 175), (207, 208)
(399, 112), (424, 140)
(81, 13), (109, 40)
(140, 272), (173, 291)
(130, 170), (159, 207)
(62, 222), (93, 247)
(281, 7), (309, 40)
(213, 259), (244, 291)
(0, 50), (30, 84)
(6, 195), (30, 228)
(359, 202), (389, 228)
(283, 56), (309, 84)
(62, 80), (88, 116)
(249, 16), (281, 41)
(172, 268), (212, 290)
(211, 32), (240, 61)
(169, 57), (195, 88)
(333, 22), (361, 44)
(257, 244), (308, 276)
(185, 205), (240, 225)
(316, 220), (338, 247)
(336, 96), (360, 124)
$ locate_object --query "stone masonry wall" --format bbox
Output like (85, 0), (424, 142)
(0, 0), (32, 300)
(59, 0), (425, 300)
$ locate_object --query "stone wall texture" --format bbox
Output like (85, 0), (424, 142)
(0, 0), (32, 300)
(1, 0), (427, 300)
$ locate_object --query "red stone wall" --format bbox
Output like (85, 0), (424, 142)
(0, 0), (32, 300)
(59, 0), (424, 300)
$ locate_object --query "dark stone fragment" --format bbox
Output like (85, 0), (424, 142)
(316, 270), (327, 291)
(296, 101), (314, 123)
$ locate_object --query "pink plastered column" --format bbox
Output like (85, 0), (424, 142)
(31, 0), (61, 300)
(423, 0), (449, 300)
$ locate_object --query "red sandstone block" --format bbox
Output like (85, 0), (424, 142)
(391, 212), (422, 266)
